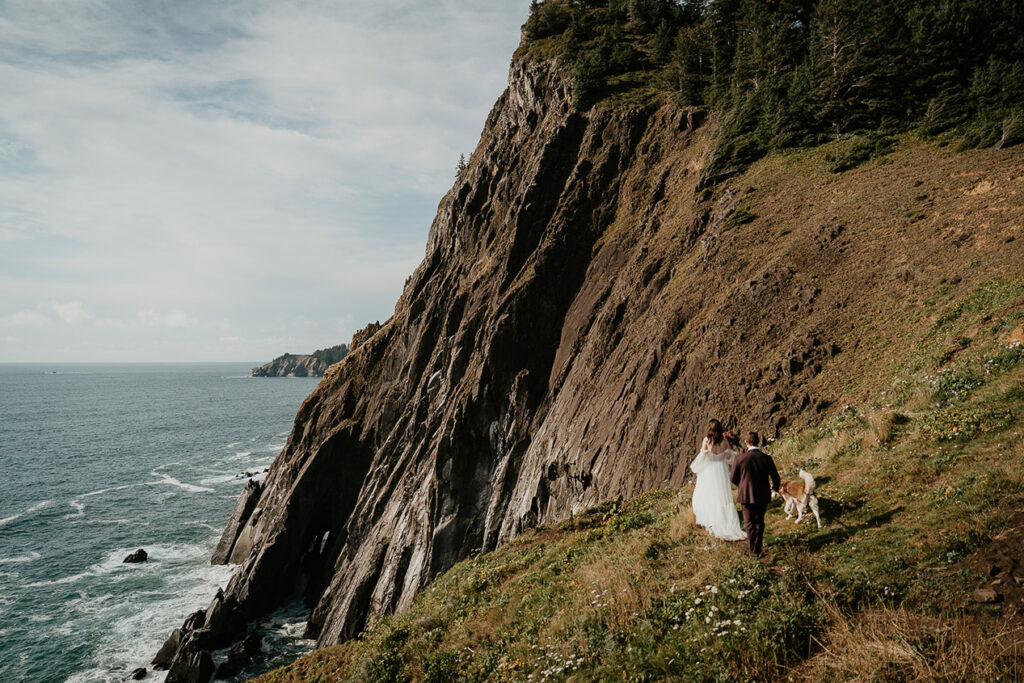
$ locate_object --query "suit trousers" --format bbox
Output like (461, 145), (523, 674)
(742, 503), (767, 556)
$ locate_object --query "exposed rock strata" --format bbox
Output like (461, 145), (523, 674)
(155, 53), (990, 671)
(211, 480), (261, 565)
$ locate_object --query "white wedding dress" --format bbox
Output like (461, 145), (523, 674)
(690, 438), (747, 541)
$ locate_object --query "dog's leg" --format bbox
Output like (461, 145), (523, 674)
(784, 498), (795, 519)
(809, 496), (822, 528)
(796, 498), (808, 524)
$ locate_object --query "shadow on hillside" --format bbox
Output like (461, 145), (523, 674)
(801, 505), (905, 552)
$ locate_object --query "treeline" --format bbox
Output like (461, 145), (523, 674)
(311, 344), (349, 366)
(523, 0), (1024, 168)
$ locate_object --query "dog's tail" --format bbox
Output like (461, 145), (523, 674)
(799, 469), (816, 495)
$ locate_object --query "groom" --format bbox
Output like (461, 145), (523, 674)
(730, 431), (781, 557)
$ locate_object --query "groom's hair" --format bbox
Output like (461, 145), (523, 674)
(745, 431), (761, 447)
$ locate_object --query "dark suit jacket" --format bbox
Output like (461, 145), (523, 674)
(730, 448), (781, 506)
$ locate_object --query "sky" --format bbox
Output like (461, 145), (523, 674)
(0, 0), (530, 362)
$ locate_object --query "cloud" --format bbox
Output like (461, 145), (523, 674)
(6, 310), (51, 327)
(0, 0), (530, 361)
(49, 301), (92, 325)
(138, 308), (199, 329)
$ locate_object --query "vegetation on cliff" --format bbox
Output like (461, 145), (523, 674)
(520, 0), (1024, 170)
(255, 135), (1024, 679)
(311, 344), (351, 367)
(258, 328), (1024, 679)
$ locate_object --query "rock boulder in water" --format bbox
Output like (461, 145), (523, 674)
(165, 649), (214, 683)
(127, 667), (147, 680)
(122, 549), (147, 563)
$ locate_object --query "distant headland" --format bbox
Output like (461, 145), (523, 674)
(251, 344), (348, 378)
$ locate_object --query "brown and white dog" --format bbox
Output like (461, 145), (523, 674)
(774, 470), (822, 528)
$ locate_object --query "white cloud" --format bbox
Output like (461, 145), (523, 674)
(49, 301), (92, 325)
(0, 0), (530, 361)
(138, 308), (198, 329)
(7, 310), (51, 327)
(0, 336), (17, 343)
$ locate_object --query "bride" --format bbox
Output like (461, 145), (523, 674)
(689, 419), (747, 541)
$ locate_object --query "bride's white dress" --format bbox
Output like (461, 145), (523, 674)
(690, 439), (747, 541)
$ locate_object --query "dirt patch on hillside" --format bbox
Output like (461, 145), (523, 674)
(958, 511), (1024, 618)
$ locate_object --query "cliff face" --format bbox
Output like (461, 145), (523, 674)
(252, 355), (328, 378)
(159, 53), (1024, 675)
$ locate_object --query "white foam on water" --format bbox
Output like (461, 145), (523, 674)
(225, 442), (241, 448)
(0, 500), (54, 527)
(25, 543), (206, 588)
(63, 559), (233, 683)
(85, 518), (135, 526)
(233, 450), (252, 458)
(149, 472), (215, 494)
(64, 501), (86, 519)
(198, 473), (242, 486)
(81, 483), (145, 498)
(0, 552), (41, 564)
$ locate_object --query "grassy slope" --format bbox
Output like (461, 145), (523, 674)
(255, 139), (1024, 682)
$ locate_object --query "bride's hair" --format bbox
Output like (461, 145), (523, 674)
(706, 419), (724, 445)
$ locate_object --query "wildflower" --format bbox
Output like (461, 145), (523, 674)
(710, 586), (719, 594)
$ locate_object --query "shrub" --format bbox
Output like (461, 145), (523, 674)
(931, 368), (983, 404)
(573, 50), (609, 109)
(983, 343), (1024, 375)
(920, 405), (1014, 441)
(607, 510), (654, 533)
(423, 650), (460, 683)
(824, 134), (895, 173)
(721, 208), (757, 232)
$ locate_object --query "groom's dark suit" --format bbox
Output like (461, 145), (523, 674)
(730, 447), (781, 556)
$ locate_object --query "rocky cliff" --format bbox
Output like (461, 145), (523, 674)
(252, 354), (328, 378)
(156, 51), (1024, 678)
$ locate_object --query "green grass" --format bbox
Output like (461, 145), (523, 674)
(258, 279), (1024, 681)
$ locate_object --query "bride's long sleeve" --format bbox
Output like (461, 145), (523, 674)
(723, 447), (738, 468)
(689, 445), (711, 475)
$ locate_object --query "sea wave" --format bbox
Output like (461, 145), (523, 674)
(62, 561), (233, 683)
(0, 552), (41, 564)
(149, 472), (215, 494)
(81, 483), (145, 498)
(0, 500), (54, 528)
(64, 501), (86, 520)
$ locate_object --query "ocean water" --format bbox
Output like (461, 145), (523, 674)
(0, 363), (320, 682)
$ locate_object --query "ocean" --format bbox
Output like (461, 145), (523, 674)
(0, 363), (320, 682)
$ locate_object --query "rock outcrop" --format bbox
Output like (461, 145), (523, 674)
(123, 549), (147, 564)
(211, 480), (261, 565)
(251, 354), (328, 378)
(155, 47), (1024, 675)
